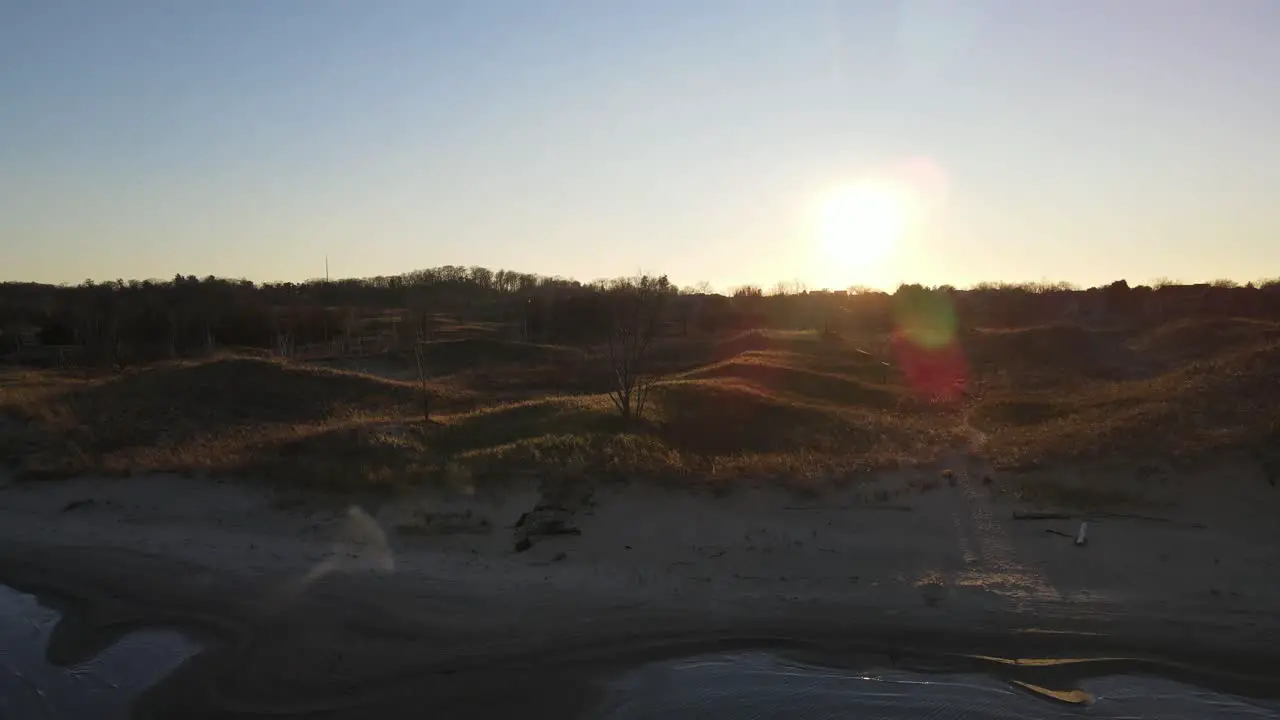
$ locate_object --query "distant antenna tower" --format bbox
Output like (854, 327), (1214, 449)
(325, 255), (329, 282)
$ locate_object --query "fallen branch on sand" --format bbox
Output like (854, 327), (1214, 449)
(1094, 512), (1207, 529)
(1013, 510), (1071, 520)
(61, 499), (95, 512)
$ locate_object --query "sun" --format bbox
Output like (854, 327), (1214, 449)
(815, 182), (909, 268)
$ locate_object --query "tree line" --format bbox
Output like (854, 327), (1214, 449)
(2, 268), (1279, 367)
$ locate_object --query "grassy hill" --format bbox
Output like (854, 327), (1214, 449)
(3, 317), (1278, 494)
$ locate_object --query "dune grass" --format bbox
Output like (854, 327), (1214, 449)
(2, 320), (1278, 494)
(0, 357), (470, 484)
(417, 337), (585, 374)
(971, 339), (1280, 468)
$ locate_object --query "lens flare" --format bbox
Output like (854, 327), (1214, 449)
(891, 287), (967, 403)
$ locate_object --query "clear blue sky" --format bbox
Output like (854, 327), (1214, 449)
(3, 0), (1278, 291)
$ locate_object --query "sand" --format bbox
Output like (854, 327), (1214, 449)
(1, 453), (1279, 717)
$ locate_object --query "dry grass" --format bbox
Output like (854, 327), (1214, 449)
(3, 318), (1279, 495)
(962, 324), (1142, 389)
(0, 357), (473, 488)
(972, 337), (1280, 469)
(417, 338), (585, 374)
(1129, 316), (1280, 361)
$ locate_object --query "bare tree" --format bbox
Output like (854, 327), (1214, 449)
(606, 275), (667, 421)
(80, 306), (120, 368)
(167, 307), (181, 359)
(273, 310), (295, 360)
(341, 306), (360, 353)
(274, 330), (294, 360)
(411, 310), (431, 423)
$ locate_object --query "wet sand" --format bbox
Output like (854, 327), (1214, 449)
(596, 651), (1280, 719)
(0, 582), (201, 719)
(1, 456), (1279, 717)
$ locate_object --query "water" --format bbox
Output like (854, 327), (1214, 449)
(5, 581), (1278, 720)
(0, 584), (202, 720)
(595, 651), (1280, 719)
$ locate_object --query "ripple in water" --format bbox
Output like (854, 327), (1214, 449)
(594, 651), (1280, 719)
(0, 584), (202, 720)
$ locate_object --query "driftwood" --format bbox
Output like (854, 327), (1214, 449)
(1013, 510), (1071, 520)
(1094, 512), (1207, 529)
(512, 504), (581, 552)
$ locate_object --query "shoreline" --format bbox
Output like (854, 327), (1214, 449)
(5, 555), (1280, 719)
(2, 466), (1279, 717)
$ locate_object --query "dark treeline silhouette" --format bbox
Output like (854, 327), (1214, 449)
(1, 267), (1279, 367)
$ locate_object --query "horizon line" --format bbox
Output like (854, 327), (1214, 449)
(4, 267), (1280, 295)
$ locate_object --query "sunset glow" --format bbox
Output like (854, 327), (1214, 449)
(815, 182), (910, 273)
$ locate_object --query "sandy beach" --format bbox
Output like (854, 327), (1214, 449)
(3, 452), (1279, 718)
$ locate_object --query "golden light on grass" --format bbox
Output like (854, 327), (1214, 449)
(815, 181), (911, 270)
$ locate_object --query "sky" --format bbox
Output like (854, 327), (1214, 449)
(3, 0), (1279, 291)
